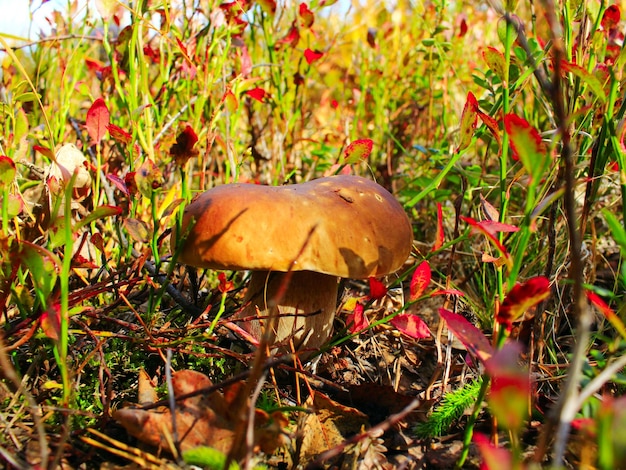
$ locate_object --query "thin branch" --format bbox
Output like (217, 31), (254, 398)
(0, 34), (103, 52)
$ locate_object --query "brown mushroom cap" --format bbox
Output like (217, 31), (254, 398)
(176, 175), (413, 278)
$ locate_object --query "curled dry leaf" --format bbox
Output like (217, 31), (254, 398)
(46, 144), (92, 201)
(114, 369), (287, 458)
(298, 392), (370, 463)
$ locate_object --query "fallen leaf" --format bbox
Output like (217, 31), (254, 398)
(114, 370), (286, 458)
(347, 302), (369, 334)
(298, 392), (369, 462)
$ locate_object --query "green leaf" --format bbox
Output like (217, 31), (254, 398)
(603, 209), (626, 256)
(18, 241), (61, 305)
(343, 139), (373, 164)
(457, 92), (479, 152)
(560, 60), (607, 102)
(482, 46), (506, 81)
(0, 156), (16, 188)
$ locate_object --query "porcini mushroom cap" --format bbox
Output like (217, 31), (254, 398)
(176, 175), (413, 278)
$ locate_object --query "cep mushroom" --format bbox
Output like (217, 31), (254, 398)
(175, 175), (413, 353)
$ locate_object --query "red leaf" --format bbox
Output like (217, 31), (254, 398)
(504, 113), (544, 160)
(170, 125), (199, 166)
(107, 173), (130, 196)
(497, 277), (550, 329)
(368, 277), (387, 300)
(432, 202), (444, 251)
(504, 113), (550, 182)
(586, 291), (626, 339)
(33, 145), (55, 160)
(409, 261), (431, 301)
(238, 44), (252, 76)
(106, 123), (132, 145)
(304, 48), (324, 65)
(143, 44), (160, 63)
(476, 220), (519, 236)
(175, 37), (197, 79)
(476, 109), (501, 146)
(601, 4), (621, 30)
(85, 57), (105, 74)
(439, 308), (494, 364)
(276, 23), (300, 48)
(86, 98), (110, 144)
(461, 216), (510, 260)
(457, 91), (479, 152)
(245, 87), (269, 103)
(299, 3), (315, 28)
(485, 343), (530, 431)
(390, 314), (430, 339)
(474, 433), (514, 470)
(347, 302), (369, 334)
(344, 138), (373, 164)
(458, 17), (468, 38)
(218, 272), (235, 293)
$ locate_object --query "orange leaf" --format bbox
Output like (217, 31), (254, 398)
(432, 202), (444, 251)
(410, 261), (431, 301)
(586, 291), (626, 339)
(299, 2), (315, 28)
(106, 123), (132, 145)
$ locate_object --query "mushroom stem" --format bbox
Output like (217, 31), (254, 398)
(237, 270), (339, 353)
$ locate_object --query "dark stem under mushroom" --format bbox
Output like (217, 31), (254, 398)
(236, 270), (339, 354)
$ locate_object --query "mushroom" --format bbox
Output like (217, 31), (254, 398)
(175, 175), (413, 353)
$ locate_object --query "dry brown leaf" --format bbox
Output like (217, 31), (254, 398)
(114, 370), (287, 458)
(298, 391), (370, 462)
